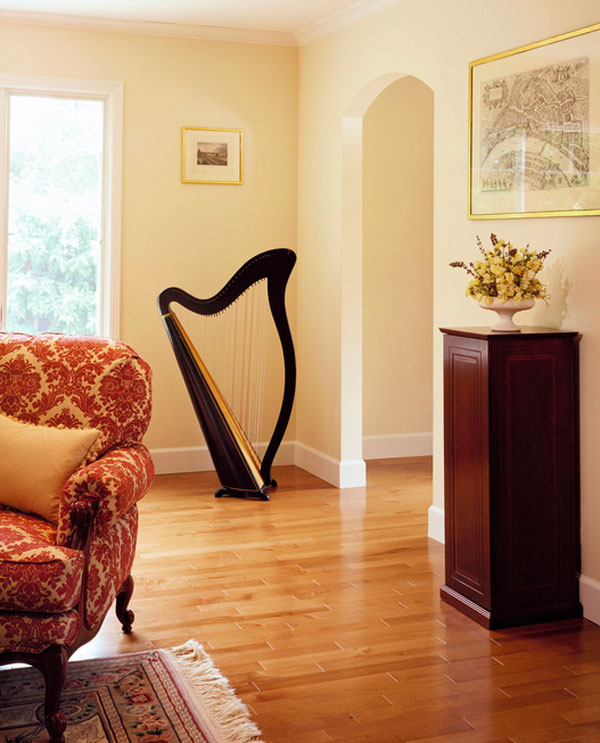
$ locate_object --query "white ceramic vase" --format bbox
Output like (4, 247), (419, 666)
(478, 298), (535, 332)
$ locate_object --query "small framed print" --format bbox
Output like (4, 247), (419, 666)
(469, 22), (600, 219)
(181, 127), (243, 184)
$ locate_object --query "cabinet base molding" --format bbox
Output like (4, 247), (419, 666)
(440, 585), (491, 625)
(441, 585), (582, 630)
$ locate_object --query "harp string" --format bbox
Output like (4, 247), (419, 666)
(178, 278), (269, 456)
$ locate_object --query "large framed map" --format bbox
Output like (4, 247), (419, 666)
(469, 23), (600, 219)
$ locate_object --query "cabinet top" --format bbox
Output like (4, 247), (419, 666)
(440, 326), (580, 340)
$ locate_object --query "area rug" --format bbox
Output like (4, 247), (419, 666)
(0, 640), (263, 743)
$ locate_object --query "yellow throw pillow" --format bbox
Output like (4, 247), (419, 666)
(0, 415), (100, 524)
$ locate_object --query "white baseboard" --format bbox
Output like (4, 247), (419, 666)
(151, 441), (295, 475)
(151, 446), (213, 474)
(293, 441), (366, 488)
(579, 574), (600, 625)
(152, 432), (430, 480)
(151, 440), (366, 488)
(340, 458), (367, 488)
(363, 432), (433, 459)
(428, 505), (445, 544)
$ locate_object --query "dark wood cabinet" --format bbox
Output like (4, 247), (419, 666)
(440, 327), (582, 629)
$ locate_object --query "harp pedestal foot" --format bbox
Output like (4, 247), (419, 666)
(215, 488), (270, 501)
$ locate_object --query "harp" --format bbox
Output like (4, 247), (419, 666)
(158, 248), (296, 501)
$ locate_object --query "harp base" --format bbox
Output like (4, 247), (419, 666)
(215, 488), (270, 501)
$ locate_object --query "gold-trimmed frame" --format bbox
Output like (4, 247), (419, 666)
(468, 23), (600, 220)
(181, 126), (243, 185)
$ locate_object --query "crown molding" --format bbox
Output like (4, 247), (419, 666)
(0, 9), (297, 46)
(0, 0), (401, 48)
(295, 0), (400, 45)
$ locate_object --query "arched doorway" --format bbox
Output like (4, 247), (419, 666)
(340, 73), (434, 485)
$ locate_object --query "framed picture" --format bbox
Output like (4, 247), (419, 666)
(181, 127), (243, 184)
(469, 23), (600, 219)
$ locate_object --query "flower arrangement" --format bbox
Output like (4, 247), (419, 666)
(450, 233), (550, 304)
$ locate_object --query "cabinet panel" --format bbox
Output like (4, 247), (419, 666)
(490, 339), (579, 612)
(443, 337), (489, 606)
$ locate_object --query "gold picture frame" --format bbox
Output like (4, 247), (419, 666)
(181, 127), (243, 185)
(469, 23), (600, 219)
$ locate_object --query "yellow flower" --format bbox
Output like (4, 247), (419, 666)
(451, 234), (549, 305)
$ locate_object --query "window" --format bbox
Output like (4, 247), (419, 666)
(0, 75), (123, 338)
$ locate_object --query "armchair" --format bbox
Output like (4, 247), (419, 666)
(0, 332), (154, 743)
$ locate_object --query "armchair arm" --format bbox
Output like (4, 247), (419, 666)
(56, 445), (154, 546)
(67, 496), (98, 551)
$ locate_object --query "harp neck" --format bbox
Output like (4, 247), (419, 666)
(158, 248), (296, 317)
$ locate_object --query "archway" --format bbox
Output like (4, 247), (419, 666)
(340, 73), (434, 484)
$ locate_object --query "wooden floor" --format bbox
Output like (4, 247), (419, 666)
(77, 458), (600, 743)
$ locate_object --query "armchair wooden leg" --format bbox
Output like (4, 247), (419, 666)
(39, 645), (68, 743)
(116, 574), (135, 633)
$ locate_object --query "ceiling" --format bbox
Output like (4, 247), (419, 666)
(0, 0), (395, 42)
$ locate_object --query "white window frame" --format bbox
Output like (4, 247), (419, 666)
(0, 74), (123, 338)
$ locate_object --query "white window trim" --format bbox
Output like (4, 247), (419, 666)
(0, 74), (123, 338)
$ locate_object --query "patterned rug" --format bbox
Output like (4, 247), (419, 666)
(0, 640), (263, 743)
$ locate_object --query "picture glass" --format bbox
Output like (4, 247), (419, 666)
(182, 128), (241, 184)
(470, 25), (600, 218)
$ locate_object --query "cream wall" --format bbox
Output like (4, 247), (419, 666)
(296, 0), (600, 598)
(362, 76), (433, 439)
(0, 22), (298, 456)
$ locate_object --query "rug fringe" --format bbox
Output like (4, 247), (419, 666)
(167, 639), (264, 743)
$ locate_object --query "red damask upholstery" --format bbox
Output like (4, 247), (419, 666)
(86, 507), (139, 628)
(0, 332), (151, 457)
(0, 610), (81, 655)
(0, 331), (154, 743)
(0, 512), (84, 613)
(58, 444), (154, 542)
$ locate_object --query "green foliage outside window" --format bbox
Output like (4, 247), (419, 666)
(6, 96), (103, 336)
(7, 213), (99, 334)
